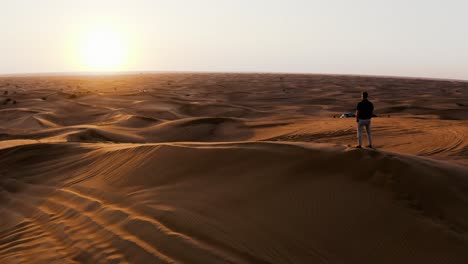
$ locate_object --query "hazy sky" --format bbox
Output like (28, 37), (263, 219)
(1, 0), (467, 79)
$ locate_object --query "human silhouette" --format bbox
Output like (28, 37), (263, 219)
(355, 91), (374, 148)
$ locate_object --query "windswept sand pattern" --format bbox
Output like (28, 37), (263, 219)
(0, 183), (248, 263)
(0, 73), (467, 263)
(0, 142), (468, 263)
(264, 118), (468, 165)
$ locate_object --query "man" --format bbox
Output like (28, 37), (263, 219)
(355, 91), (374, 148)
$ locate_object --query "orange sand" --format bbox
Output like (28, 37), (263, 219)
(0, 73), (467, 263)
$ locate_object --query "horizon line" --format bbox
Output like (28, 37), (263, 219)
(1, 70), (467, 83)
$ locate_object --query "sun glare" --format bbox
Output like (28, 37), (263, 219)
(78, 27), (129, 71)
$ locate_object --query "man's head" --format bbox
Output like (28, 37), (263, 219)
(361, 91), (368, 99)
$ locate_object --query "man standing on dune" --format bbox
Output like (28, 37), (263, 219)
(355, 91), (374, 148)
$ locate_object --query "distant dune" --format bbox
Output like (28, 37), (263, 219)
(0, 73), (467, 263)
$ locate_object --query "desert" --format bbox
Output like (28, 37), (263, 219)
(0, 73), (467, 263)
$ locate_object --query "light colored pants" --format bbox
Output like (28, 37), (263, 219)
(357, 119), (372, 146)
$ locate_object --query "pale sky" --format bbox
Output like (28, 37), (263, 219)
(1, 0), (467, 80)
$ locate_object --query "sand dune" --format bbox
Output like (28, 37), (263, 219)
(0, 142), (467, 263)
(0, 73), (467, 263)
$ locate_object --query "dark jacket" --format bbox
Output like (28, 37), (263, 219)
(356, 99), (374, 120)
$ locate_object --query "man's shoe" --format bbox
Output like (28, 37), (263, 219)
(355, 145), (362, 148)
(367, 145), (373, 148)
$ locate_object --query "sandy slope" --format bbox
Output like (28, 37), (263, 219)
(0, 73), (467, 263)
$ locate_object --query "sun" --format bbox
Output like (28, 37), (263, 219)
(78, 27), (129, 71)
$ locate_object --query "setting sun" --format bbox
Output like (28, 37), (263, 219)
(78, 27), (129, 71)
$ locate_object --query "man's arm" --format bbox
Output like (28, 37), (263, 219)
(356, 103), (360, 122)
